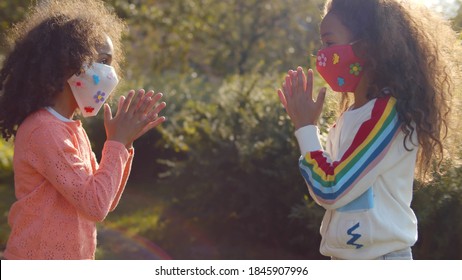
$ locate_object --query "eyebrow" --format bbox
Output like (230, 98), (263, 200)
(99, 53), (113, 57)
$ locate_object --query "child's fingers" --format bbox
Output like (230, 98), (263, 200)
(137, 96), (153, 115)
(150, 101), (167, 116)
(144, 90), (155, 99)
(127, 89), (145, 115)
(302, 67), (308, 92)
(120, 90), (135, 114)
(143, 92), (164, 115)
(135, 89), (148, 110)
(103, 103), (112, 122)
(296, 67), (305, 96)
(136, 90), (154, 110)
(140, 116), (167, 136)
(316, 87), (327, 106)
(152, 116), (166, 126)
(282, 79), (292, 106)
(277, 89), (287, 109)
(306, 69), (314, 99)
(284, 75), (292, 97)
(144, 111), (166, 128)
(114, 95), (125, 117)
(150, 92), (163, 104)
(147, 116), (166, 128)
(133, 115), (166, 141)
(290, 70), (297, 97)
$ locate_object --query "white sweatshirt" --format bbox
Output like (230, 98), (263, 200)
(295, 95), (418, 259)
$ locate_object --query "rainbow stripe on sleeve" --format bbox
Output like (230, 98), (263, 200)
(299, 96), (401, 205)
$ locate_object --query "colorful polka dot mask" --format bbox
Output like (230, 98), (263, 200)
(315, 43), (364, 93)
(68, 63), (119, 117)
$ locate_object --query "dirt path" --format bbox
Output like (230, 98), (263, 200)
(97, 226), (171, 260)
(0, 228), (170, 260)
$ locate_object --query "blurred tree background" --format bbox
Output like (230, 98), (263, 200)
(1, 0), (461, 259)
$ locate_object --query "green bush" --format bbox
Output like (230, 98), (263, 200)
(0, 139), (13, 178)
(1, 0), (461, 259)
(92, 70), (462, 259)
(98, 71), (335, 259)
(413, 164), (462, 259)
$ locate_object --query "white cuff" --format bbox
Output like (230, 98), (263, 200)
(294, 125), (323, 155)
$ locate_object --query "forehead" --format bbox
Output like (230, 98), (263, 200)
(319, 12), (353, 42)
(96, 35), (114, 54)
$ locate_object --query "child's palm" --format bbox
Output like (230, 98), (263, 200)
(104, 89), (166, 148)
(278, 67), (326, 130)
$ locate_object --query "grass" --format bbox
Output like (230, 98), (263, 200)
(0, 176), (176, 259)
(1, 177), (313, 259)
(101, 179), (312, 260)
(0, 176), (15, 249)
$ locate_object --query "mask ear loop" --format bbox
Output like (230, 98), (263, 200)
(309, 49), (319, 69)
(349, 39), (367, 62)
(75, 61), (92, 76)
(349, 39), (361, 45)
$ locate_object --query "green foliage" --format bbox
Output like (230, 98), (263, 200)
(0, 139), (13, 177)
(452, 0), (462, 30)
(1, 0), (462, 259)
(107, 0), (325, 78)
(412, 164), (462, 259)
(0, 0), (32, 53)
(124, 71), (328, 258)
(0, 179), (14, 248)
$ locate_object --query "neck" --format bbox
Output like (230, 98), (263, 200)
(352, 73), (370, 109)
(52, 85), (78, 119)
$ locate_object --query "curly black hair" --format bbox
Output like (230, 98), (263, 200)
(324, 0), (462, 179)
(0, 0), (126, 140)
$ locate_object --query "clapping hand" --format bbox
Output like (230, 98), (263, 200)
(104, 89), (166, 148)
(277, 67), (326, 130)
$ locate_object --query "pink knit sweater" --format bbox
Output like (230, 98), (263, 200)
(4, 109), (134, 259)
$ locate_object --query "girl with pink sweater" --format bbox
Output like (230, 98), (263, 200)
(0, 0), (166, 259)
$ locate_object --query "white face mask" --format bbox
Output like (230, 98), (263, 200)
(67, 62), (119, 117)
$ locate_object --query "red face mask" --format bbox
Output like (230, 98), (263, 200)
(315, 43), (365, 93)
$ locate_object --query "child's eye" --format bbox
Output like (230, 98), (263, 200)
(320, 41), (334, 49)
(97, 54), (112, 65)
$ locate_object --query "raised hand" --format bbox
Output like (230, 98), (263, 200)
(103, 89), (166, 148)
(278, 66), (326, 130)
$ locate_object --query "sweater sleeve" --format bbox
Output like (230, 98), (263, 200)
(109, 147), (134, 211)
(28, 125), (131, 222)
(295, 96), (404, 210)
(88, 145), (134, 212)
